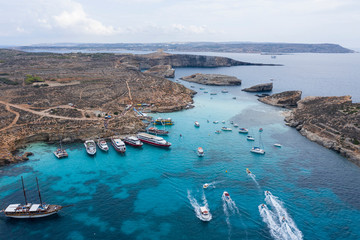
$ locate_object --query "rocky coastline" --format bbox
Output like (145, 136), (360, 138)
(242, 82), (273, 92)
(256, 91), (360, 166)
(180, 73), (242, 86)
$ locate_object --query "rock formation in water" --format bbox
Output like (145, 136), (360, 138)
(144, 65), (175, 78)
(285, 96), (360, 166)
(242, 83), (273, 92)
(258, 91), (302, 108)
(180, 73), (242, 86)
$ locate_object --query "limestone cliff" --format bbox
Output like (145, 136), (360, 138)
(258, 91), (302, 108)
(144, 65), (175, 78)
(242, 83), (273, 92)
(180, 73), (242, 86)
(285, 96), (360, 166)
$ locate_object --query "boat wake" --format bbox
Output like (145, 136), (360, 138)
(259, 191), (303, 240)
(248, 173), (260, 187)
(222, 193), (242, 240)
(187, 190), (212, 222)
(203, 180), (223, 189)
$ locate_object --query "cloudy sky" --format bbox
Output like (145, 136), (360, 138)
(1, 0), (359, 48)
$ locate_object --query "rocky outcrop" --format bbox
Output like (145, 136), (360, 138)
(180, 73), (241, 86)
(285, 96), (360, 166)
(242, 83), (273, 92)
(258, 91), (302, 108)
(144, 65), (175, 78)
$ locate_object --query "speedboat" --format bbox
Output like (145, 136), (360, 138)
(200, 206), (211, 221)
(203, 183), (209, 189)
(194, 121), (200, 127)
(246, 168), (251, 174)
(247, 136), (255, 141)
(274, 143), (282, 147)
(265, 190), (272, 197)
(197, 147), (204, 157)
(84, 140), (96, 155)
(213, 121), (219, 124)
(250, 147), (265, 154)
(124, 136), (143, 147)
(233, 124), (239, 128)
(111, 137), (126, 153)
(215, 130), (221, 134)
(223, 191), (231, 202)
(97, 139), (109, 151)
(221, 127), (232, 131)
(238, 128), (249, 133)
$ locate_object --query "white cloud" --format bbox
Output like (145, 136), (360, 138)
(53, 1), (119, 35)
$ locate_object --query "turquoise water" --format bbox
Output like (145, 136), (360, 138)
(1, 53), (360, 239)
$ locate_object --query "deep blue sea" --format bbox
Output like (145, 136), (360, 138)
(1, 52), (360, 240)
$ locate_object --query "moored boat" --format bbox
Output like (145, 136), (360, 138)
(222, 120), (226, 124)
(213, 120), (219, 124)
(234, 124), (238, 128)
(250, 147), (265, 154)
(259, 128), (263, 132)
(194, 121), (200, 127)
(221, 127), (232, 131)
(238, 128), (249, 133)
(97, 139), (109, 151)
(124, 136), (143, 147)
(154, 118), (174, 125)
(147, 127), (169, 136)
(53, 139), (68, 159)
(215, 130), (221, 134)
(200, 206), (212, 221)
(221, 89), (228, 93)
(2, 177), (62, 219)
(137, 133), (171, 148)
(274, 143), (282, 147)
(111, 137), (126, 153)
(197, 147), (204, 157)
(247, 136), (255, 141)
(84, 140), (96, 155)
(210, 92), (217, 95)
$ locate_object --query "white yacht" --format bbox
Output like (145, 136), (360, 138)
(111, 137), (126, 153)
(197, 147), (204, 157)
(200, 206), (212, 221)
(97, 139), (109, 151)
(137, 133), (171, 147)
(124, 136), (143, 147)
(238, 128), (249, 133)
(84, 140), (96, 155)
(250, 147), (265, 154)
(194, 121), (200, 127)
(247, 136), (255, 141)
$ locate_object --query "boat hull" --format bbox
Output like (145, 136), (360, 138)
(124, 141), (143, 147)
(5, 210), (59, 219)
(138, 139), (171, 148)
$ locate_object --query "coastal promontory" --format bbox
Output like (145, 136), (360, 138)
(242, 83), (273, 92)
(285, 96), (360, 166)
(258, 91), (302, 108)
(180, 73), (242, 86)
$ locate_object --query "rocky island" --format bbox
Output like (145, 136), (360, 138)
(180, 73), (242, 86)
(242, 83), (273, 92)
(0, 49), (267, 166)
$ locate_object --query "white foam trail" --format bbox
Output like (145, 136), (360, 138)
(222, 194), (240, 215)
(258, 204), (284, 240)
(248, 173), (260, 187)
(204, 180), (224, 189)
(187, 190), (212, 222)
(264, 191), (303, 240)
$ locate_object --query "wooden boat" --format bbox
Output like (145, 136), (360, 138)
(2, 177), (62, 219)
(153, 118), (174, 125)
(147, 127), (169, 136)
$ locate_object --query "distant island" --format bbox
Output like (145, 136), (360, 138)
(14, 42), (354, 54)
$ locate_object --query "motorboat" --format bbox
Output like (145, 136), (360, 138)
(97, 139), (109, 151)
(246, 168), (251, 174)
(221, 89), (228, 93)
(221, 127), (232, 131)
(137, 133), (171, 148)
(215, 130), (221, 134)
(197, 147), (204, 157)
(2, 177), (62, 219)
(230, 121), (234, 124)
(213, 121), (219, 124)
(84, 140), (96, 155)
(210, 93), (217, 95)
(124, 136), (143, 147)
(238, 128), (249, 133)
(222, 120), (225, 124)
(274, 143), (282, 147)
(200, 206), (211, 221)
(250, 147), (265, 154)
(203, 183), (209, 189)
(247, 136), (255, 141)
(199, 87), (205, 90)
(265, 190), (272, 197)
(259, 128), (263, 132)
(204, 91), (208, 93)
(111, 137), (126, 153)
(147, 127), (169, 136)
(53, 139), (68, 159)
(223, 191), (231, 202)
(232, 97), (236, 99)
(194, 121), (200, 127)
(233, 124), (238, 128)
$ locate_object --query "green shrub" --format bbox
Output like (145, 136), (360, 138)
(353, 139), (359, 145)
(114, 112), (119, 115)
(25, 74), (44, 85)
(0, 77), (18, 85)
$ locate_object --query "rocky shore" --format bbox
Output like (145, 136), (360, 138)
(180, 73), (242, 86)
(242, 83), (273, 92)
(258, 91), (302, 108)
(144, 65), (175, 78)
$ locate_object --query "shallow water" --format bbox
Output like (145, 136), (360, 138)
(1, 53), (360, 240)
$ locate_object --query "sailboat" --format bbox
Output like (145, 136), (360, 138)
(251, 131), (265, 154)
(53, 138), (68, 158)
(1, 177), (62, 218)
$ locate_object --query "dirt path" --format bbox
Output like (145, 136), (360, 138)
(125, 80), (133, 104)
(0, 104), (20, 132)
(0, 100), (99, 123)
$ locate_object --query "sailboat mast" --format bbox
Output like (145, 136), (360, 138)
(21, 176), (28, 205)
(36, 177), (43, 206)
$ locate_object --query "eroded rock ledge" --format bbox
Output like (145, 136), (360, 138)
(285, 96), (360, 166)
(144, 65), (175, 78)
(180, 73), (242, 86)
(258, 91), (302, 108)
(242, 83), (273, 92)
